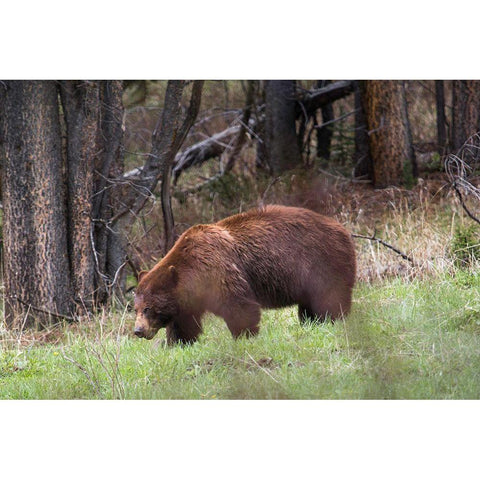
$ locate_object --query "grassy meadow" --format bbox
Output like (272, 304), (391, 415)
(1, 270), (480, 400)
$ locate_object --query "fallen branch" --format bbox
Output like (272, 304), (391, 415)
(9, 295), (77, 323)
(352, 231), (416, 265)
(297, 80), (354, 117)
(172, 126), (240, 184)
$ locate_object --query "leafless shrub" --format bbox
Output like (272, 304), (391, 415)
(445, 133), (480, 225)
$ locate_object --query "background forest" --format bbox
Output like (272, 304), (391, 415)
(1, 79), (480, 401)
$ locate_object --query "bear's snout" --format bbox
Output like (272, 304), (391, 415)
(134, 326), (146, 338)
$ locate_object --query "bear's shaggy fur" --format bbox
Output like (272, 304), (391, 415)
(134, 205), (356, 344)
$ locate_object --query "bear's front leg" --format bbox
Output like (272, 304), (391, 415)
(166, 314), (203, 345)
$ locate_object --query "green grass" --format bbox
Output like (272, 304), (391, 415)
(1, 272), (480, 399)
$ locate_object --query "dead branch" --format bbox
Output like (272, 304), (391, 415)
(352, 231), (416, 265)
(297, 80), (354, 116)
(9, 295), (77, 323)
(452, 182), (480, 225)
(172, 126), (240, 184)
(445, 132), (480, 225)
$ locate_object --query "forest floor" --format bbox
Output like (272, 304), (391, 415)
(1, 174), (480, 399)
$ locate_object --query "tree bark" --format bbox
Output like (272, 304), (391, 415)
(93, 81), (126, 301)
(451, 80), (480, 152)
(1, 81), (73, 327)
(59, 81), (99, 310)
(435, 80), (447, 154)
(353, 80), (373, 179)
(400, 81), (418, 180)
(316, 80), (334, 161)
(264, 80), (301, 175)
(361, 80), (415, 188)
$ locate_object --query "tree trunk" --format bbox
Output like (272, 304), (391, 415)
(400, 81), (418, 180)
(1, 81), (73, 327)
(353, 80), (373, 179)
(153, 81), (204, 253)
(1, 80), (125, 329)
(59, 81), (99, 311)
(361, 80), (415, 188)
(264, 80), (301, 175)
(316, 81), (334, 161)
(451, 80), (480, 152)
(92, 81), (126, 302)
(435, 80), (447, 154)
(59, 81), (126, 307)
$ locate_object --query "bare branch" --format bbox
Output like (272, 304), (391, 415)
(8, 295), (77, 323)
(445, 132), (480, 225)
(352, 231), (416, 265)
(297, 80), (354, 116)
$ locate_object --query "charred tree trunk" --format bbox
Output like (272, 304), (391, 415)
(1, 81), (73, 327)
(264, 80), (301, 175)
(451, 80), (480, 152)
(316, 80), (334, 161)
(353, 80), (373, 179)
(59, 81), (99, 311)
(400, 81), (418, 180)
(435, 80), (447, 155)
(60, 81), (126, 307)
(0, 80), (125, 329)
(361, 80), (416, 188)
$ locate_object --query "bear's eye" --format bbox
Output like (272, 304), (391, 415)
(143, 307), (151, 315)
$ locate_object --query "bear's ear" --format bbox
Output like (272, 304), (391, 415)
(168, 265), (179, 285)
(137, 270), (149, 283)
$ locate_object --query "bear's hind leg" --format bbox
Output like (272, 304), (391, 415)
(299, 289), (351, 324)
(298, 304), (324, 324)
(166, 314), (203, 346)
(221, 301), (261, 339)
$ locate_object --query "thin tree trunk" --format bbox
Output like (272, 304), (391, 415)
(1, 81), (73, 327)
(435, 80), (447, 154)
(94, 81), (126, 301)
(353, 80), (372, 179)
(316, 80), (334, 161)
(222, 80), (255, 174)
(401, 81), (418, 180)
(149, 81), (204, 253)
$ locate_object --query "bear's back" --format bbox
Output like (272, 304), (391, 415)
(215, 205), (356, 308)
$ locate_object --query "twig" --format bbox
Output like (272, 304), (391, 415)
(62, 350), (103, 397)
(259, 177), (280, 206)
(9, 295), (76, 323)
(352, 231), (416, 265)
(313, 109), (359, 129)
(452, 182), (480, 225)
(245, 351), (280, 384)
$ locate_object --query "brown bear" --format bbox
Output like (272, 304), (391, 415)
(134, 205), (356, 344)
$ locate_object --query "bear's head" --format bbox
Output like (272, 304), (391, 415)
(134, 265), (179, 340)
